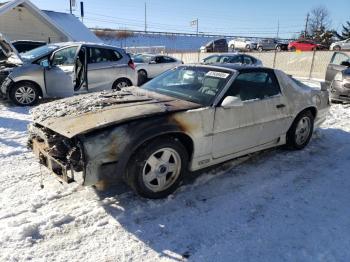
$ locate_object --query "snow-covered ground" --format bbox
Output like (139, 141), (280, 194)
(1, 97), (350, 261)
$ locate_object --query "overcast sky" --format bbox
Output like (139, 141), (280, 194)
(8, 0), (350, 37)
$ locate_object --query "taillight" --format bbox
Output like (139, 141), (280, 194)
(128, 60), (135, 70)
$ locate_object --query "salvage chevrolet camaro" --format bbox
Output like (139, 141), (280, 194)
(28, 65), (330, 198)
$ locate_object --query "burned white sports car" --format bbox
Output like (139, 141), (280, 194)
(28, 65), (330, 198)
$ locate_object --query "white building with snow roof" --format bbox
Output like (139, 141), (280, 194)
(0, 0), (101, 43)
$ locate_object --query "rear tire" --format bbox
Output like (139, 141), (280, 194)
(290, 46), (296, 52)
(286, 110), (314, 150)
(126, 137), (188, 199)
(276, 46), (282, 52)
(9, 82), (39, 106)
(258, 46), (263, 52)
(112, 78), (132, 91)
(137, 70), (148, 86)
(230, 44), (235, 50)
(333, 45), (341, 51)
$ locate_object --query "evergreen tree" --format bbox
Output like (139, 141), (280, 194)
(335, 21), (350, 40)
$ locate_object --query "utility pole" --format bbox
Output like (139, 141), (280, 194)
(304, 13), (310, 38)
(144, 2), (147, 32)
(276, 19), (280, 39)
(69, 0), (72, 14)
(196, 18), (199, 36)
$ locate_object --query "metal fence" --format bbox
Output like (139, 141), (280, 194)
(166, 51), (350, 80)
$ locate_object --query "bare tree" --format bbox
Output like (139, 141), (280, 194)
(308, 6), (331, 35)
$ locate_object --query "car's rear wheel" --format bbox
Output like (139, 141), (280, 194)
(290, 46), (296, 52)
(9, 82), (39, 106)
(286, 110), (314, 150)
(137, 70), (148, 86)
(258, 46), (263, 52)
(230, 44), (235, 50)
(112, 78), (132, 91)
(126, 137), (188, 199)
(276, 46), (282, 52)
(246, 44), (251, 51)
(333, 45), (341, 51)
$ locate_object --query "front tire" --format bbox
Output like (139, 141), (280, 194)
(126, 137), (188, 199)
(276, 46), (282, 52)
(286, 110), (314, 150)
(9, 82), (39, 106)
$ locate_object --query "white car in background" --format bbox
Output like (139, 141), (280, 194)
(330, 39), (350, 51)
(228, 38), (257, 51)
(133, 54), (183, 85)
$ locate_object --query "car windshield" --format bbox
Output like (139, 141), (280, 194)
(142, 66), (232, 106)
(133, 54), (153, 63)
(20, 44), (59, 62)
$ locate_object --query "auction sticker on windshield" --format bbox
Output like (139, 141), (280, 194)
(206, 71), (230, 79)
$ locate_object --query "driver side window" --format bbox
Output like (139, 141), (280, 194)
(52, 46), (78, 66)
(224, 70), (281, 101)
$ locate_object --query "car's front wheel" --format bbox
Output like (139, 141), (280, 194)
(276, 46), (282, 52)
(126, 137), (188, 199)
(9, 82), (40, 106)
(286, 110), (314, 150)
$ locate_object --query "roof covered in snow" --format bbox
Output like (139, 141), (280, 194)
(0, 0), (101, 43)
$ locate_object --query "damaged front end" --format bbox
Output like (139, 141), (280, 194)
(28, 124), (85, 184)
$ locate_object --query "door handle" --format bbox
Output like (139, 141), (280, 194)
(276, 104), (286, 109)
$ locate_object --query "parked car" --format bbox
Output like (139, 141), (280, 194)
(288, 40), (326, 51)
(133, 54), (183, 85)
(257, 39), (288, 52)
(202, 53), (263, 66)
(325, 52), (350, 102)
(28, 64), (329, 199)
(330, 39), (350, 51)
(1, 42), (137, 106)
(200, 39), (228, 53)
(228, 38), (257, 51)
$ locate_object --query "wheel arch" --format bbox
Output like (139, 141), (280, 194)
(11, 80), (43, 97)
(289, 106), (317, 131)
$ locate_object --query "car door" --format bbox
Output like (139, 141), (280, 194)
(87, 46), (126, 92)
(343, 39), (350, 50)
(325, 52), (350, 87)
(162, 56), (180, 71)
(44, 45), (79, 97)
(147, 56), (166, 78)
(212, 69), (290, 159)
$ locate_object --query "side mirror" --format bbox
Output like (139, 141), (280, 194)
(340, 61), (350, 67)
(40, 59), (50, 69)
(221, 96), (243, 108)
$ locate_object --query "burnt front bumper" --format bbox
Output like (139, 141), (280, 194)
(29, 125), (85, 184)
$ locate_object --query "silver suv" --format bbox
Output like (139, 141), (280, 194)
(1, 42), (137, 106)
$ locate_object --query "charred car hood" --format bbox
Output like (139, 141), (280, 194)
(31, 87), (201, 138)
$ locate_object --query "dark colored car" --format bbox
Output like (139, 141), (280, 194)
(200, 39), (228, 53)
(257, 39), (288, 52)
(325, 52), (350, 102)
(288, 40), (326, 51)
